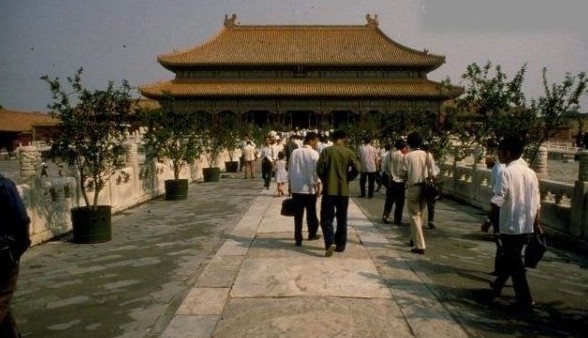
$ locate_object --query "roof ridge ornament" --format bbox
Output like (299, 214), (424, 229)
(224, 14), (237, 28)
(366, 14), (379, 27)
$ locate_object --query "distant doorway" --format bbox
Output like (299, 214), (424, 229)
(245, 110), (274, 127)
(288, 111), (317, 129)
(331, 110), (358, 129)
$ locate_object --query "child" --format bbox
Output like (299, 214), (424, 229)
(274, 151), (288, 196)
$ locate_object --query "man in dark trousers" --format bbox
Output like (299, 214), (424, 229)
(382, 139), (407, 225)
(288, 132), (321, 246)
(316, 130), (361, 257)
(358, 136), (379, 198)
(489, 137), (541, 312)
(0, 173), (31, 337)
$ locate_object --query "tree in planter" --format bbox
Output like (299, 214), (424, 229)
(526, 69), (587, 161)
(453, 62), (528, 162)
(199, 111), (235, 181)
(454, 61), (587, 165)
(218, 111), (242, 172)
(139, 99), (205, 199)
(41, 68), (132, 243)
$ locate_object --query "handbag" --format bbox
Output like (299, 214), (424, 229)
(347, 158), (359, 182)
(525, 233), (547, 268)
(423, 179), (440, 201)
(280, 198), (296, 217)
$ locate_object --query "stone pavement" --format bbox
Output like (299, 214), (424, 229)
(161, 186), (468, 338)
(352, 186), (588, 338)
(12, 177), (588, 337)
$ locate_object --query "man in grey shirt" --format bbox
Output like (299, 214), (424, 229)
(358, 136), (379, 198)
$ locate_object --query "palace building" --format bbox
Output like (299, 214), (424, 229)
(139, 14), (462, 129)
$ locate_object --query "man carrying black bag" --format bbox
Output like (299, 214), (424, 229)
(288, 132), (322, 247)
(488, 137), (542, 312)
(0, 173), (31, 337)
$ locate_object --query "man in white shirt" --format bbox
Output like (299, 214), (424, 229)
(382, 139), (407, 225)
(358, 136), (379, 198)
(403, 132), (436, 254)
(289, 132), (322, 246)
(489, 136), (542, 311)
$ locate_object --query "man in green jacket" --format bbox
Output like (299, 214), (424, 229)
(316, 130), (361, 257)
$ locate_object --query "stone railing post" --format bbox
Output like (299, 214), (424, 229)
(533, 146), (548, 179)
(570, 149), (588, 238)
(19, 146), (41, 180)
(125, 140), (139, 169)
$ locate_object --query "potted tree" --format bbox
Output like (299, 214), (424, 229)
(200, 111), (231, 182)
(221, 111), (242, 173)
(140, 98), (205, 200)
(41, 68), (132, 243)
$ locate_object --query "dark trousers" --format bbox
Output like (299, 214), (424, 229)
(493, 234), (533, 306)
(427, 199), (435, 223)
(261, 159), (272, 188)
(292, 193), (319, 242)
(320, 195), (349, 250)
(0, 264), (20, 338)
(359, 172), (376, 197)
(383, 181), (405, 224)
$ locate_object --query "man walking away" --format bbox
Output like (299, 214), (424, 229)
(382, 139), (407, 225)
(317, 130), (361, 257)
(1, 173), (31, 338)
(259, 136), (274, 189)
(289, 132), (322, 246)
(489, 136), (541, 312)
(358, 136), (379, 198)
(404, 132), (436, 255)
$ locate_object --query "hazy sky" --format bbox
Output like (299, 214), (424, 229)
(1, 0), (587, 112)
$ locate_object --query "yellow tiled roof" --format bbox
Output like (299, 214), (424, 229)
(158, 23), (445, 70)
(0, 109), (59, 132)
(139, 79), (462, 100)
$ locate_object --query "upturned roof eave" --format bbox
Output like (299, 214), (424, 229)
(158, 60), (445, 71)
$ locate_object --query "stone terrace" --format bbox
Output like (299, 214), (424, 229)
(12, 178), (588, 337)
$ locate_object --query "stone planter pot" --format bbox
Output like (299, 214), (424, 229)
(225, 161), (239, 172)
(203, 167), (221, 182)
(165, 179), (189, 200)
(71, 205), (112, 244)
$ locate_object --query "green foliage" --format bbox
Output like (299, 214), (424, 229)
(41, 68), (132, 208)
(454, 61), (587, 164)
(217, 111), (242, 162)
(527, 69), (587, 160)
(200, 111), (242, 167)
(140, 98), (206, 180)
(454, 61), (529, 158)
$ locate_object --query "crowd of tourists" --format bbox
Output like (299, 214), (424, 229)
(239, 129), (440, 255)
(0, 130), (543, 337)
(238, 128), (542, 313)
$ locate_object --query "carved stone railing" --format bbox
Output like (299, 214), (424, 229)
(16, 143), (242, 246)
(439, 157), (586, 240)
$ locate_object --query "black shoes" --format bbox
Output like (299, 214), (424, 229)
(308, 234), (321, 241)
(428, 222), (436, 229)
(409, 239), (414, 247)
(411, 248), (425, 255)
(489, 281), (501, 297)
(335, 246), (345, 252)
(295, 240), (302, 247)
(382, 217), (390, 224)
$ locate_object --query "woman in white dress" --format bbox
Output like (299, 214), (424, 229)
(274, 151), (288, 196)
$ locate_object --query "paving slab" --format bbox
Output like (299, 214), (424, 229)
(176, 288), (230, 315)
(214, 297), (413, 338)
(231, 257), (392, 298)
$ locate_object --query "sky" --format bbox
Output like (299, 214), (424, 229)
(1, 0), (587, 112)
